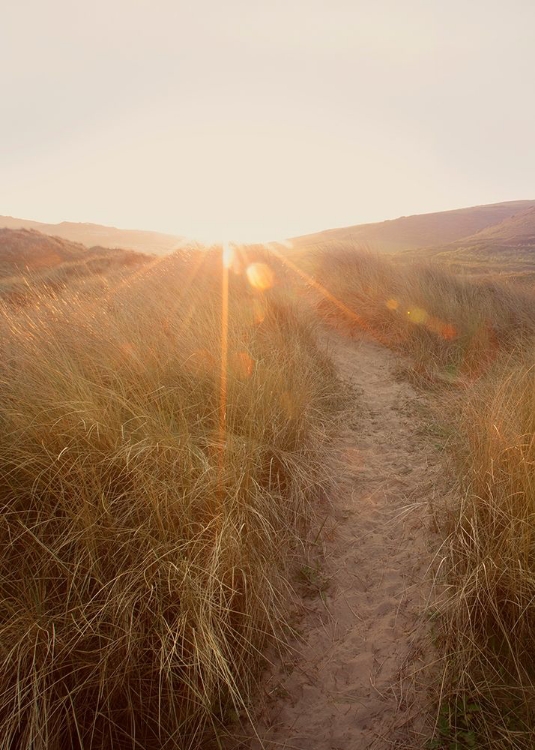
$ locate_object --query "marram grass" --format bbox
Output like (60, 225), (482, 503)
(0, 249), (340, 749)
(311, 245), (535, 748)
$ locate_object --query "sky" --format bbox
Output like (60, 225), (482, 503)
(1, 0), (535, 243)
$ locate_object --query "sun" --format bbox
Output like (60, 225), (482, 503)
(183, 228), (294, 252)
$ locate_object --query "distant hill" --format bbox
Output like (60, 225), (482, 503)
(450, 206), (535, 248)
(0, 228), (93, 276)
(291, 200), (535, 254)
(6, 200), (535, 280)
(0, 216), (183, 256)
(0, 228), (151, 302)
(403, 206), (535, 278)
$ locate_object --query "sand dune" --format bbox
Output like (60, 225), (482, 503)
(237, 326), (450, 749)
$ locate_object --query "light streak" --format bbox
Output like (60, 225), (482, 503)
(268, 247), (392, 346)
(217, 247), (230, 506)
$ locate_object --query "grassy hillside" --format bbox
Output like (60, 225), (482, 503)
(409, 206), (535, 279)
(0, 228), (151, 304)
(0, 215), (183, 255)
(290, 200), (535, 254)
(451, 205), (535, 246)
(0, 246), (341, 749)
(0, 228), (91, 274)
(5, 200), (535, 261)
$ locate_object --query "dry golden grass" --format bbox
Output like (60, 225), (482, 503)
(0, 247), (341, 749)
(434, 358), (535, 749)
(309, 245), (535, 748)
(7, 233), (535, 748)
(0, 246), (151, 306)
(309, 246), (535, 380)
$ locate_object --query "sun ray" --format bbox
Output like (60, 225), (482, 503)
(268, 246), (392, 346)
(162, 251), (209, 337)
(217, 246), (230, 508)
(103, 251), (170, 299)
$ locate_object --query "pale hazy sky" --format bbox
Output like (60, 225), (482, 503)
(2, 1), (534, 242)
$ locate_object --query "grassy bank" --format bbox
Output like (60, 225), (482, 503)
(309, 247), (535, 382)
(0, 247), (152, 306)
(308, 245), (535, 748)
(0, 248), (341, 749)
(434, 356), (535, 749)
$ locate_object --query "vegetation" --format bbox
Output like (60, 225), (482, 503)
(435, 356), (535, 748)
(0, 227), (153, 305)
(0, 247), (341, 749)
(290, 199), (535, 255)
(5, 219), (535, 748)
(311, 246), (535, 747)
(0, 218), (183, 255)
(411, 206), (535, 280)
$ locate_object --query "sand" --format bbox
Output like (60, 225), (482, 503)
(244, 329), (445, 749)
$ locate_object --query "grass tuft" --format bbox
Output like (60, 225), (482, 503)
(0, 248), (341, 749)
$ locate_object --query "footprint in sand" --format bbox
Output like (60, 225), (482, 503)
(245, 329), (446, 750)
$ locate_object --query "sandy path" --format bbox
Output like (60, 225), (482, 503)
(247, 331), (442, 749)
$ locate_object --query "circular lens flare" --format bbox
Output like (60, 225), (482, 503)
(246, 262), (275, 291)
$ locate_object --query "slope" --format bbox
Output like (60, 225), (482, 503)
(410, 206), (535, 278)
(0, 215), (183, 256)
(0, 228), (150, 301)
(0, 228), (93, 276)
(290, 200), (535, 254)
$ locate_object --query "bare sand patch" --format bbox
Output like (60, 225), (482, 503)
(244, 330), (446, 749)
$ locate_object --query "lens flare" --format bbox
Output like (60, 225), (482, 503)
(217, 255), (229, 508)
(441, 323), (457, 340)
(252, 297), (267, 324)
(407, 307), (428, 324)
(222, 243), (235, 269)
(246, 263), (275, 291)
(232, 351), (255, 379)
